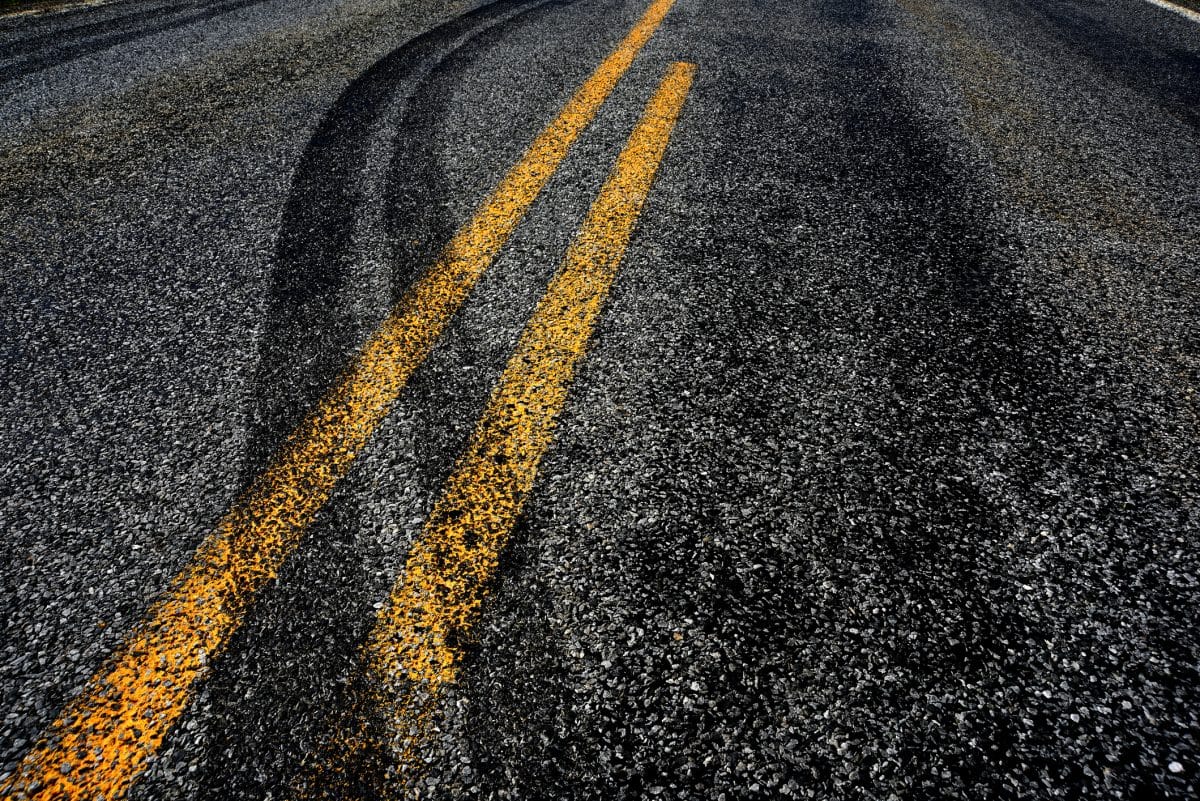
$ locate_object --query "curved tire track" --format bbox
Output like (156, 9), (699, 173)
(0, 0), (267, 84)
(192, 3), (573, 798)
(2, 0), (226, 57)
(244, 0), (560, 477)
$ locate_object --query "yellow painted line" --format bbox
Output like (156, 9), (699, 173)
(365, 60), (696, 772)
(0, 1), (677, 799)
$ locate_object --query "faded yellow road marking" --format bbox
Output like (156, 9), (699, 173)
(365, 60), (696, 776)
(0, 1), (677, 799)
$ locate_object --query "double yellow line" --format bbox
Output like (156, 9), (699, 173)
(1, 1), (691, 798)
(362, 58), (694, 780)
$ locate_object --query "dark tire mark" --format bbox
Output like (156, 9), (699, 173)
(799, 1), (1192, 796)
(0, 0), (265, 84)
(800, 9), (1075, 791)
(440, 0), (1189, 797)
(242, 0), (552, 481)
(377, 0), (570, 494)
(1011, 0), (1200, 129)
(193, 2), (568, 799)
(1, 0), (219, 57)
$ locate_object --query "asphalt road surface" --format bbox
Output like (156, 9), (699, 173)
(2, 0), (1199, 798)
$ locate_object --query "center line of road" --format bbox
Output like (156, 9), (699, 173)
(363, 60), (696, 782)
(0, 0), (677, 798)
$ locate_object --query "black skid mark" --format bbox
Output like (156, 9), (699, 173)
(244, 0), (552, 483)
(190, 2), (573, 800)
(0, 0), (267, 85)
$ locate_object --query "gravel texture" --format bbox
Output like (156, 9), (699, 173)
(1, 0), (1197, 798)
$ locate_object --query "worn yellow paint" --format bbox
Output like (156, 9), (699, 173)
(0, 2), (678, 799)
(366, 60), (696, 766)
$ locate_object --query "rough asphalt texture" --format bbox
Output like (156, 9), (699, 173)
(1, 0), (1198, 798)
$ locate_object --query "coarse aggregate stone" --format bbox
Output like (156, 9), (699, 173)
(1, 0), (1197, 798)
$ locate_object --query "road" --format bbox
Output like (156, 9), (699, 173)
(1, 0), (1198, 798)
